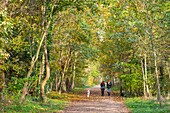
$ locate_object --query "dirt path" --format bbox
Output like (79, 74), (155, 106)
(59, 85), (131, 113)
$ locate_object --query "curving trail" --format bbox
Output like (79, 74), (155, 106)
(59, 85), (131, 113)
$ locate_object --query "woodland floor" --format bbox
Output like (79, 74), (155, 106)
(58, 85), (131, 113)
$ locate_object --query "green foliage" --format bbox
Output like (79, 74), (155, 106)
(125, 98), (170, 113)
(1, 0), (170, 106)
(111, 85), (120, 92)
(8, 77), (25, 94)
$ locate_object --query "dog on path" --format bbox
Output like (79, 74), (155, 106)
(87, 90), (90, 97)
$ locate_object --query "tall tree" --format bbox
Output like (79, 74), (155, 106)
(20, 0), (56, 103)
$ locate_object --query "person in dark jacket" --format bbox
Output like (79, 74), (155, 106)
(106, 80), (112, 96)
(100, 81), (105, 96)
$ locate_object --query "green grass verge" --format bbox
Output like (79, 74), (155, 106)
(125, 97), (170, 113)
(1, 88), (85, 113)
(1, 98), (67, 113)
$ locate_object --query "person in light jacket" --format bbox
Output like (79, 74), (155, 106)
(106, 80), (112, 96)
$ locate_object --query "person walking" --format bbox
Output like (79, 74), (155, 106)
(100, 81), (105, 96)
(106, 80), (112, 96)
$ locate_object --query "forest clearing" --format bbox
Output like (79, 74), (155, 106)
(0, 0), (170, 113)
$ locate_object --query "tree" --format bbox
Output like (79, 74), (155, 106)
(20, 0), (57, 103)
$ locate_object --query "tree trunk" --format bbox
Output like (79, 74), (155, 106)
(20, 26), (49, 103)
(120, 79), (123, 96)
(36, 53), (45, 97)
(58, 46), (72, 94)
(66, 77), (71, 92)
(39, 53), (45, 85)
(0, 69), (5, 100)
(167, 63), (170, 99)
(141, 59), (147, 98)
(20, 0), (56, 103)
(144, 54), (151, 97)
(58, 70), (67, 94)
(55, 75), (59, 92)
(71, 52), (77, 89)
(144, 0), (162, 106)
(0, 0), (8, 101)
(40, 0), (51, 102)
(71, 62), (76, 89)
(150, 27), (162, 107)
(40, 39), (50, 102)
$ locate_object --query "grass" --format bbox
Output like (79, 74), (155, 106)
(1, 99), (67, 113)
(125, 97), (170, 113)
(0, 87), (86, 113)
(0, 85), (100, 112)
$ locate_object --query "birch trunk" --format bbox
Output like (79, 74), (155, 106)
(40, 41), (50, 102)
(144, 1), (161, 106)
(144, 54), (151, 97)
(20, 0), (56, 103)
(141, 59), (146, 98)
(40, 0), (51, 102)
(150, 27), (162, 106)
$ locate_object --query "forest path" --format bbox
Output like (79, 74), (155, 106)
(58, 85), (131, 113)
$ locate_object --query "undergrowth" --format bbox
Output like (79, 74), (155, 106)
(0, 98), (67, 113)
(0, 87), (86, 113)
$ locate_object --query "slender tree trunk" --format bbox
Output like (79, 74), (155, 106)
(36, 53), (45, 96)
(55, 75), (59, 91)
(1, 71), (5, 86)
(59, 70), (66, 94)
(144, 54), (151, 97)
(58, 46), (63, 94)
(40, 0), (51, 102)
(58, 54), (67, 94)
(141, 59), (147, 98)
(144, 0), (161, 106)
(66, 77), (71, 92)
(0, 69), (5, 100)
(20, 0), (56, 103)
(60, 58), (71, 93)
(40, 39), (50, 102)
(55, 75), (61, 92)
(71, 62), (76, 89)
(58, 46), (72, 94)
(20, 24), (48, 103)
(167, 63), (170, 99)
(39, 53), (45, 85)
(0, 0), (8, 101)
(153, 50), (161, 106)
(150, 27), (162, 106)
(50, 81), (53, 92)
(120, 79), (123, 96)
(71, 52), (77, 89)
